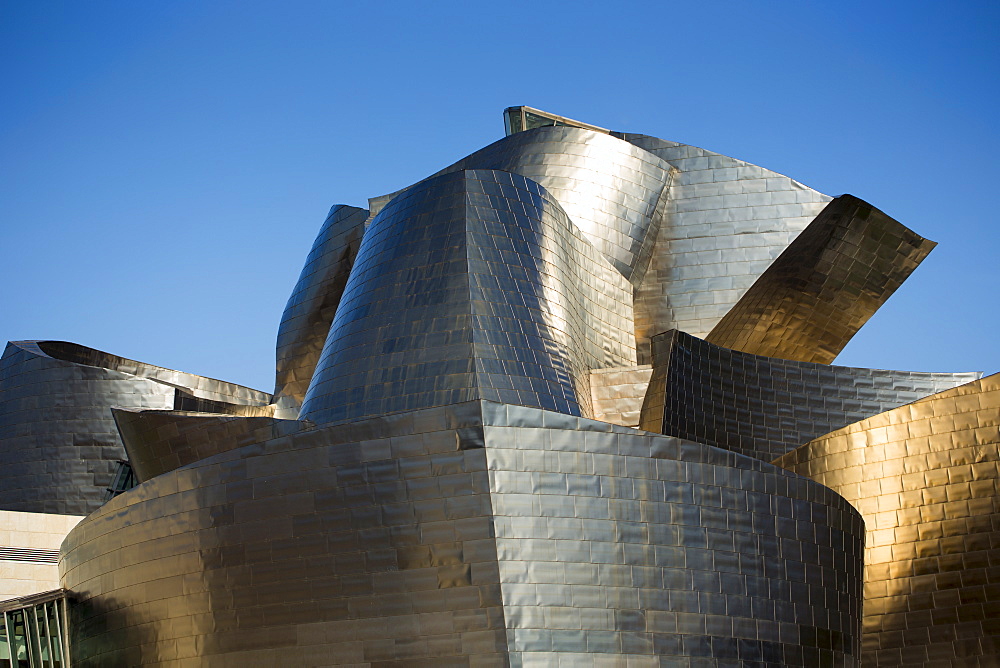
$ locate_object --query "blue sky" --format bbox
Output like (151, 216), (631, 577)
(2, 1), (997, 392)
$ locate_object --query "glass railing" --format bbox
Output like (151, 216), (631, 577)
(503, 106), (609, 136)
(0, 591), (69, 668)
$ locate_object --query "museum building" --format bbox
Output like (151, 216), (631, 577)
(0, 106), (997, 666)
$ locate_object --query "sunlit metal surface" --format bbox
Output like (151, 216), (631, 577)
(641, 329), (981, 462)
(370, 126), (676, 284)
(273, 204), (368, 419)
(706, 195), (937, 364)
(0, 341), (270, 515)
(300, 169), (637, 425)
(616, 133), (834, 363)
(589, 364), (653, 428)
(61, 401), (865, 666)
(0, 104), (980, 665)
(113, 408), (309, 483)
(775, 374), (1000, 666)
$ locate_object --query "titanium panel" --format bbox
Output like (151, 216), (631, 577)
(0, 341), (270, 514)
(589, 365), (653, 428)
(61, 402), (506, 667)
(26, 341), (270, 406)
(300, 170), (636, 425)
(113, 408), (309, 483)
(775, 374), (1000, 666)
(61, 400), (865, 666)
(0, 104), (966, 665)
(483, 403), (864, 667)
(640, 329), (981, 462)
(370, 126), (676, 284)
(706, 195), (937, 364)
(615, 133), (833, 363)
(272, 204), (368, 419)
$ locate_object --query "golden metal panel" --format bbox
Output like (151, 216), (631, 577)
(775, 374), (1000, 666)
(706, 195), (937, 364)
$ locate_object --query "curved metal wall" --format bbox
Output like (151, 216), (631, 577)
(9, 106), (974, 666)
(705, 194), (937, 364)
(61, 401), (865, 666)
(615, 133), (834, 363)
(371, 126), (675, 284)
(0, 341), (172, 515)
(31, 340), (271, 406)
(300, 169), (636, 425)
(775, 374), (1000, 666)
(272, 204), (368, 418)
(639, 329), (981, 462)
(0, 341), (270, 514)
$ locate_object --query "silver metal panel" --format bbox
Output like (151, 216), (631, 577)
(615, 133), (834, 363)
(370, 126), (676, 284)
(640, 329), (981, 462)
(113, 408), (308, 483)
(483, 404), (864, 666)
(60, 401), (865, 666)
(273, 205), (368, 419)
(0, 341), (269, 514)
(300, 170), (636, 425)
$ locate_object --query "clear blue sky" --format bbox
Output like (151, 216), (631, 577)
(2, 1), (997, 393)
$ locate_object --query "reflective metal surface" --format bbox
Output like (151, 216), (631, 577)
(777, 374), (1000, 666)
(114, 408), (308, 483)
(641, 329), (981, 462)
(0, 104), (982, 665)
(300, 169), (637, 425)
(61, 401), (865, 666)
(706, 195), (937, 364)
(0, 341), (270, 515)
(588, 364), (653, 428)
(616, 133), (834, 363)
(371, 126), (676, 284)
(273, 204), (368, 419)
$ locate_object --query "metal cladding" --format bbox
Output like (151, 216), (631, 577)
(0, 340), (268, 515)
(589, 365), (653, 428)
(273, 204), (369, 419)
(372, 126), (676, 284)
(112, 408), (308, 483)
(615, 133), (834, 364)
(0, 105), (985, 665)
(60, 401), (865, 667)
(300, 169), (636, 425)
(640, 329), (981, 462)
(775, 375), (1000, 666)
(706, 194), (938, 364)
